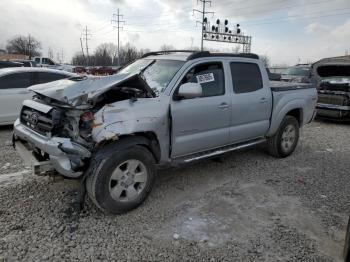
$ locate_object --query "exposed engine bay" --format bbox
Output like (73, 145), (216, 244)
(22, 74), (155, 149)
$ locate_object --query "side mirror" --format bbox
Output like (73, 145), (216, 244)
(176, 82), (202, 100)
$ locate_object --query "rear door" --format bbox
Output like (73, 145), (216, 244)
(228, 61), (272, 143)
(0, 72), (34, 124)
(171, 61), (231, 157)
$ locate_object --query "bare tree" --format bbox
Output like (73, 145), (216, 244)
(160, 44), (175, 51)
(260, 55), (271, 68)
(93, 44), (113, 66)
(6, 35), (41, 58)
(47, 47), (54, 59)
(71, 53), (86, 66)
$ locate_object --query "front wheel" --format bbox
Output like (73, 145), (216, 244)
(86, 145), (156, 214)
(267, 115), (300, 158)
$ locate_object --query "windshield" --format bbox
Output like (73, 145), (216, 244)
(282, 66), (311, 76)
(118, 59), (185, 95)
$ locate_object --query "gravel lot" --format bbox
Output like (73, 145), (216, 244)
(0, 120), (349, 261)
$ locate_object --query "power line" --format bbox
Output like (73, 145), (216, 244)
(214, 0), (331, 17)
(193, 0), (214, 51)
(243, 9), (350, 26)
(111, 8), (125, 66)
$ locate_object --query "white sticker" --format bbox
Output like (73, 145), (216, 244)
(196, 73), (215, 84)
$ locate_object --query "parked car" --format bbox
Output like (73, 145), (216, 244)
(13, 51), (317, 214)
(0, 61), (23, 69)
(312, 58), (350, 120)
(13, 60), (37, 67)
(0, 67), (76, 125)
(281, 64), (312, 83)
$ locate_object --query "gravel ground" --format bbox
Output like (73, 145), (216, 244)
(0, 120), (349, 261)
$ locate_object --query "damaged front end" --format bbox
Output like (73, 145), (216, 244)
(13, 71), (157, 178)
(312, 60), (350, 119)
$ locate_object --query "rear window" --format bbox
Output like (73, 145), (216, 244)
(0, 72), (33, 89)
(230, 62), (263, 93)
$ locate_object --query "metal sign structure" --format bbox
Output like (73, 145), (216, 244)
(202, 19), (252, 53)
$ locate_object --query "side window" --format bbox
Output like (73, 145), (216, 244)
(35, 58), (40, 63)
(230, 62), (263, 93)
(0, 72), (32, 89)
(37, 72), (67, 84)
(180, 62), (225, 97)
(42, 58), (49, 65)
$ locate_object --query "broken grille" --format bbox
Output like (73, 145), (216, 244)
(20, 106), (54, 136)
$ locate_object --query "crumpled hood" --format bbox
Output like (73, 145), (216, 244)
(28, 72), (139, 106)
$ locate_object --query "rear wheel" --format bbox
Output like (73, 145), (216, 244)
(267, 115), (300, 158)
(86, 145), (156, 214)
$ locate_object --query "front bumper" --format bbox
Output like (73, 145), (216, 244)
(13, 119), (91, 178)
(316, 103), (350, 119)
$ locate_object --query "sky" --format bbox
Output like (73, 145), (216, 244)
(0, 0), (349, 66)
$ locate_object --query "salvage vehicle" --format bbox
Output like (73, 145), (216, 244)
(13, 51), (317, 214)
(0, 67), (76, 125)
(312, 57), (350, 120)
(281, 64), (312, 83)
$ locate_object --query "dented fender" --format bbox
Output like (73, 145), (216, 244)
(91, 98), (170, 147)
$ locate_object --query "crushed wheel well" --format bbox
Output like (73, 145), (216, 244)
(118, 132), (161, 163)
(286, 108), (303, 125)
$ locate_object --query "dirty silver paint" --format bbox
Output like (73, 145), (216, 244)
(14, 54), (317, 178)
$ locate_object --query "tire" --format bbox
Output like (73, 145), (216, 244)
(86, 145), (156, 214)
(267, 115), (300, 158)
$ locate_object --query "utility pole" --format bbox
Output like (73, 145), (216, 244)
(82, 26), (91, 66)
(111, 8), (125, 66)
(80, 38), (85, 61)
(193, 0), (214, 51)
(28, 34), (32, 58)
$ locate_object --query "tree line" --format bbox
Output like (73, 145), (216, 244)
(3, 34), (272, 67)
(72, 43), (151, 67)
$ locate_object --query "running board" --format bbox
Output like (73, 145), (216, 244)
(177, 138), (266, 164)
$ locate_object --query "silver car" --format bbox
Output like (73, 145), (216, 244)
(0, 67), (75, 125)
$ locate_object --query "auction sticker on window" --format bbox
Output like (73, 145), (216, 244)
(196, 73), (215, 84)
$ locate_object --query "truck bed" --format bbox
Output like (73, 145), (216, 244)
(270, 81), (314, 92)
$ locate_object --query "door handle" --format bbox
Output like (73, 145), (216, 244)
(260, 97), (268, 103)
(218, 103), (229, 109)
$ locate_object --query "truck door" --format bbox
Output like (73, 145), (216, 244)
(171, 61), (231, 157)
(0, 72), (34, 124)
(229, 62), (272, 143)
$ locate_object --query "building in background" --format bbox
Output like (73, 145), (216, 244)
(0, 54), (29, 61)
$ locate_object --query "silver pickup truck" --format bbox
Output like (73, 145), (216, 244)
(13, 51), (317, 214)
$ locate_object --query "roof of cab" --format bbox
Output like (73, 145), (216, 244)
(0, 67), (76, 77)
(141, 50), (259, 61)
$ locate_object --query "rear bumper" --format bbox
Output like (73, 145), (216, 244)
(316, 103), (350, 119)
(13, 119), (91, 178)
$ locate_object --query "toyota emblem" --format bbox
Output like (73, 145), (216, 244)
(30, 113), (39, 126)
